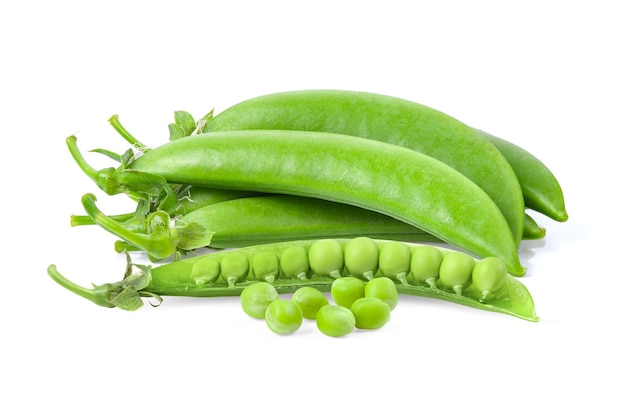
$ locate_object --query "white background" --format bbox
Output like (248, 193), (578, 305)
(2, 1), (624, 396)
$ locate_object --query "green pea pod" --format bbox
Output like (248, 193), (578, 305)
(47, 239), (539, 321)
(477, 129), (568, 222)
(126, 130), (525, 275)
(179, 195), (443, 248)
(203, 90), (526, 245)
(74, 193), (544, 262)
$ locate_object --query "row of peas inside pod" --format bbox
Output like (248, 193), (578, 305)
(240, 276), (398, 337)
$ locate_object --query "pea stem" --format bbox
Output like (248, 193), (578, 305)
(108, 114), (146, 149)
(70, 213), (135, 227)
(81, 193), (178, 260)
(47, 265), (116, 308)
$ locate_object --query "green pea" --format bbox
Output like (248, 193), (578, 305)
(265, 299), (303, 335)
(280, 245), (310, 280)
(410, 245), (444, 288)
(189, 257), (220, 285)
(331, 277), (365, 308)
(240, 282), (279, 319)
(251, 250), (280, 283)
(378, 241), (411, 284)
(344, 237), (379, 280)
(308, 239), (344, 278)
(472, 257), (508, 302)
(364, 277), (398, 311)
(439, 251), (476, 295)
(292, 286), (329, 320)
(316, 305), (356, 337)
(220, 252), (249, 288)
(351, 297), (391, 329)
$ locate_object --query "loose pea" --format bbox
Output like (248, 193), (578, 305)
(308, 239), (344, 278)
(240, 282), (279, 319)
(344, 237), (379, 280)
(378, 241), (411, 284)
(292, 286), (329, 319)
(351, 297), (391, 329)
(472, 257), (508, 302)
(189, 257), (220, 285)
(280, 245), (310, 280)
(316, 305), (356, 337)
(364, 277), (398, 310)
(439, 251), (476, 295)
(410, 245), (444, 288)
(220, 252), (249, 287)
(265, 299), (303, 335)
(331, 277), (365, 308)
(251, 250), (280, 283)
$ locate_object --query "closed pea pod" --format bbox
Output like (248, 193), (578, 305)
(439, 252), (476, 295)
(472, 257), (508, 302)
(344, 237), (379, 280)
(204, 90), (526, 246)
(279, 245), (310, 280)
(123, 130), (525, 275)
(478, 129), (568, 222)
(410, 245), (444, 288)
(220, 252), (249, 288)
(308, 239), (344, 278)
(378, 241), (411, 285)
(250, 250), (280, 283)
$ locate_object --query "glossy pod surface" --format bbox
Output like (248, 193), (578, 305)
(479, 130), (568, 222)
(204, 90), (526, 244)
(179, 194), (442, 248)
(128, 130), (524, 275)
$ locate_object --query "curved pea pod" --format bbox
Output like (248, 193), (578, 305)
(203, 90), (526, 245)
(477, 129), (568, 222)
(72, 193), (545, 245)
(127, 130), (525, 275)
(48, 238), (539, 322)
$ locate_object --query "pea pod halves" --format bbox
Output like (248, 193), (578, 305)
(203, 89), (526, 244)
(126, 130), (525, 275)
(47, 238), (538, 321)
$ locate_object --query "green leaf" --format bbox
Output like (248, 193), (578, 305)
(89, 148), (122, 162)
(120, 148), (136, 167)
(176, 223), (214, 251)
(168, 123), (187, 141)
(174, 110), (197, 135)
(109, 286), (144, 311)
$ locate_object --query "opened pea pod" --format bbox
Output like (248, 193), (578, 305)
(47, 237), (539, 322)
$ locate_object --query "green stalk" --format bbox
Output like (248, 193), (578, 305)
(81, 193), (179, 260)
